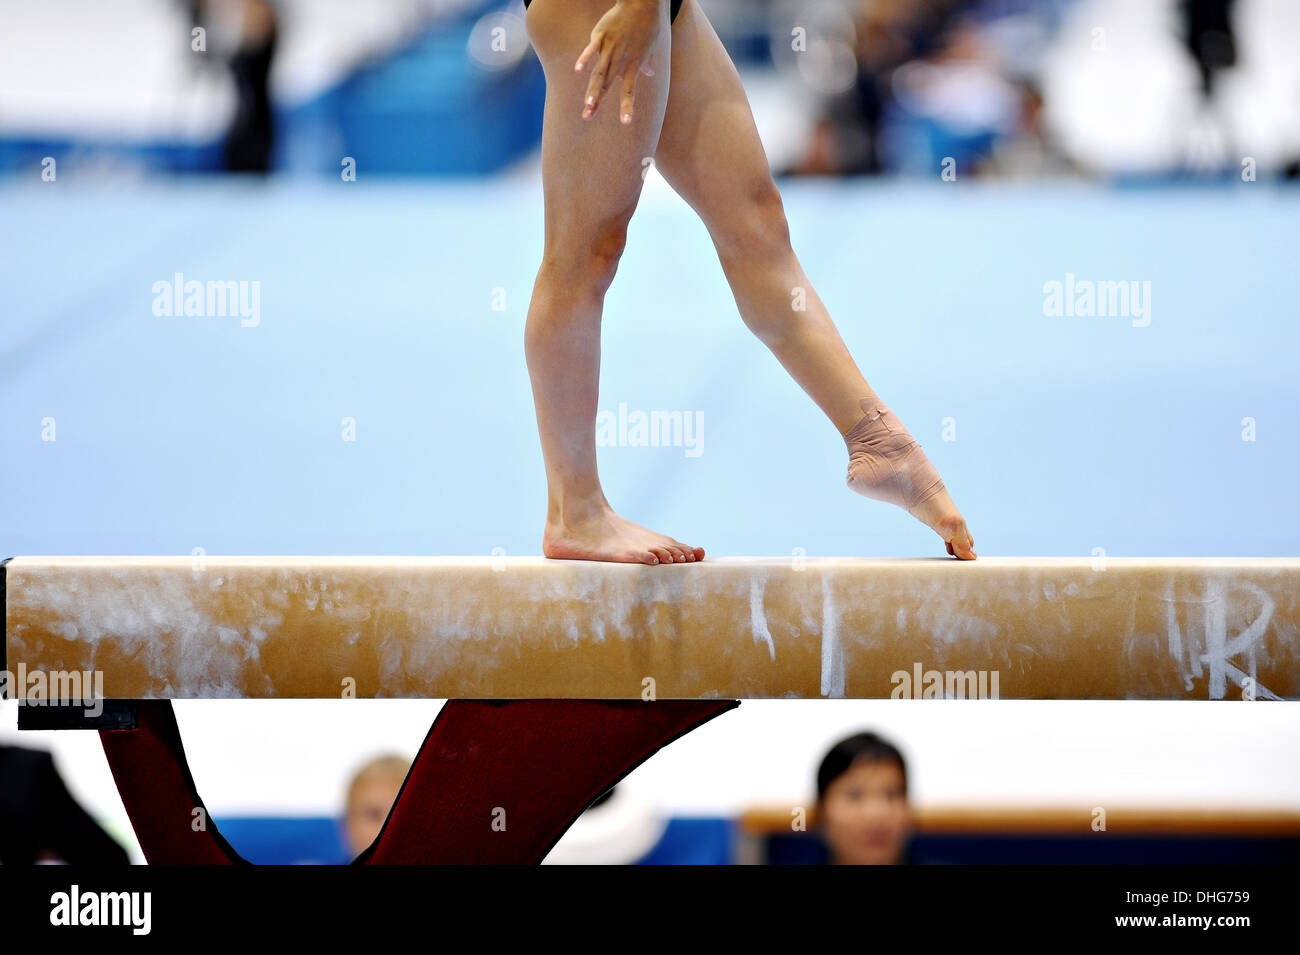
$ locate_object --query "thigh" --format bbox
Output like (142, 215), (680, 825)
(525, 0), (673, 244)
(653, 0), (778, 230)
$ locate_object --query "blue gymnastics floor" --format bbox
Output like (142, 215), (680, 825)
(1, 178), (1296, 559)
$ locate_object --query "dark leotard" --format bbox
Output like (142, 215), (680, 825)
(522, 0), (684, 25)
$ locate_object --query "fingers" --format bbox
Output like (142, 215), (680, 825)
(579, 33), (616, 119)
(574, 31), (601, 118)
(574, 34), (600, 73)
(619, 61), (640, 124)
(577, 32), (650, 123)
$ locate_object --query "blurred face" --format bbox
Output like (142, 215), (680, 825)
(821, 760), (910, 865)
(345, 773), (405, 856)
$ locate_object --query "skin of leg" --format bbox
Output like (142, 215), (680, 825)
(651, 0), (975, 558)
(524, 0), (702, 565)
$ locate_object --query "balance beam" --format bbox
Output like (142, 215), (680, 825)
(5, 556), (1299, 701)
(4, 555), (1296, 865)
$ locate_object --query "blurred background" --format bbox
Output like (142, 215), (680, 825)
(2, 0), (1299, 178)
(1, 0), (1298, 864)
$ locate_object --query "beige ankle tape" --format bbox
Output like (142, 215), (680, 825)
(844, 397), (945, 510)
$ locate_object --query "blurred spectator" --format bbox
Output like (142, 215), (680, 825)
(188, 0), (280, 172)
(783, 0), (1072, 178)
(786, 0), (966, 175)
(1178, 0), (1241, 174)
(816, 731), (915, 865)
(1180, 0), (1237, 97)
(342, 752), (411, 857)
(0, 744), (130, 864)
(979, 77), (1078, 177)
(224, 0), (278, 171)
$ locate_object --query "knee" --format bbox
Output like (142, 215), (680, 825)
(713, 177), (793, 265)
(541, 215), (632, 298)
(587, 217), (632, 292)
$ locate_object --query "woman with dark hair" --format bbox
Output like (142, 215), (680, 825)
(816, 731), (914, 865)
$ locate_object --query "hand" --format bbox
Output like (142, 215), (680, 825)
(574, 0), (662, 125)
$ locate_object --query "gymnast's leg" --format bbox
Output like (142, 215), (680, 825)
(523, 0), (703, 566)
(651, 0), (975, 558)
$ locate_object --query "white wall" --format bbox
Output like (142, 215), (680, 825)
(1042, 0), (1300, 172)
(0, 0), (477, 140)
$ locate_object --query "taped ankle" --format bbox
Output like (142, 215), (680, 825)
(844, 397), (945, 510)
